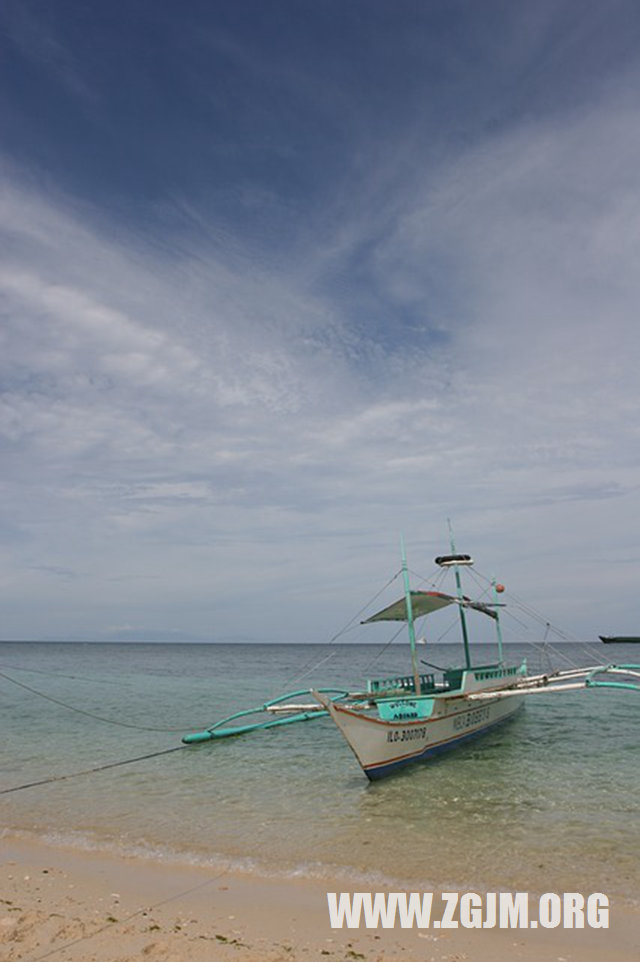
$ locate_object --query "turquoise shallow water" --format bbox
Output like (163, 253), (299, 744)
(1, 641), (638, 901)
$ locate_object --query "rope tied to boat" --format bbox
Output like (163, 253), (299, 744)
(0, 668), (206, 732)
(0, 745), (186, 796)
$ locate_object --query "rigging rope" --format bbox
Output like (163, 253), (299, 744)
(274, 568), (404, 692)
(361, 621), (408, 673)
(470, 569), (582, 643)
(384, 561), (597, 676)
(464, 568), (615, 676)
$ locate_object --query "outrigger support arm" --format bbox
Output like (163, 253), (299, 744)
(182, 687), (351, 743)
(586, 663), (640, 693)
(466, 663), (640, 700)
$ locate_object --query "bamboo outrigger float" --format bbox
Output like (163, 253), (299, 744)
(183, 532), (640, 779)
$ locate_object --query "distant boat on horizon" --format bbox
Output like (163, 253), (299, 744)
(599, 636), (640, 644)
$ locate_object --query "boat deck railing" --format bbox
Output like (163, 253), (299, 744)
(473, 664), (524, 681)
(367, 673), (436, 696)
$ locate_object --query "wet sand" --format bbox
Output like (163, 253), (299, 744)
(1, 836), (638, 961)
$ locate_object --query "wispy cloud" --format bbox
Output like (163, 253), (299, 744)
(1, 5), (639, 640)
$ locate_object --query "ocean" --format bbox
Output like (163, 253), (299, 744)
(1, 640), (638, 903)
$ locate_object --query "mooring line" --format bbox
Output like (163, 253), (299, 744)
(0, 669), (197, 732)
(24, 862), (231, 962)
(0, 745), (186, 796)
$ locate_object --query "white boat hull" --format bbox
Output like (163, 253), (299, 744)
(321, 692), (524, 780)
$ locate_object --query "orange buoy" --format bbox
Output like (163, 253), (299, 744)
(495, 583), (505, 593)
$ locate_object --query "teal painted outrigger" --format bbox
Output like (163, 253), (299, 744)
(182, 688), (351, 743)
(586, 664), (640, 693)
(182, 535), (640, 777)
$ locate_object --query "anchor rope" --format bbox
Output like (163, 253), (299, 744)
(0, 661), (124, 686)
(0, 745), (185, 796)
(1, 567), (410, 754)
(0, 670), (203, 733)
(26, 860), (231, 962)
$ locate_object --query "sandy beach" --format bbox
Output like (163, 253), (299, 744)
(1, 835), (637, 962)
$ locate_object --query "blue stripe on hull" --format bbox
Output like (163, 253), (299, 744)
(364, 703), (524, 780)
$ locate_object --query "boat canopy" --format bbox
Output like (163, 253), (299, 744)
(362, 590), (498, 624)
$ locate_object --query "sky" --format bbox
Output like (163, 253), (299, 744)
(1, 0), (640, 643)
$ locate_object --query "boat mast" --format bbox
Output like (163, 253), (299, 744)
(400, 535), (422, 696)
(447, 520), (472, 670)
(492, 576), (505, 666)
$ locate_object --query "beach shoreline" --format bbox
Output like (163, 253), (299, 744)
(1, 834), (638, 961)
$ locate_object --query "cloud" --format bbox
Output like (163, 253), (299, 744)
(369, 82), (640, 444)
(1, 58), (640, 640)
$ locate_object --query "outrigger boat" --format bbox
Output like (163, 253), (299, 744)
(183, 537), (640, 780)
